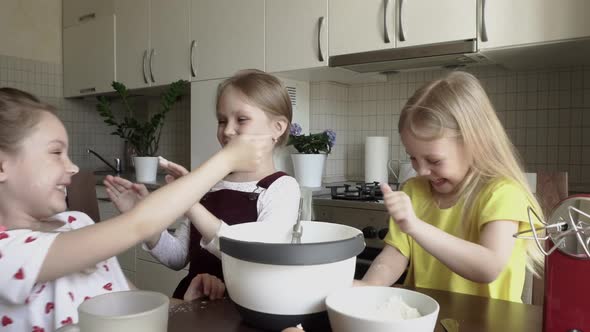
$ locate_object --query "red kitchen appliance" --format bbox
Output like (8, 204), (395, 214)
(515, 195), (590, 332)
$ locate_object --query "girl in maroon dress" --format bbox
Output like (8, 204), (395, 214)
(105, 70), (301, 300)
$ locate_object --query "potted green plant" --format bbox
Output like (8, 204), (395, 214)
(287, 123), (336, 188)
(96, 80), (188, 183)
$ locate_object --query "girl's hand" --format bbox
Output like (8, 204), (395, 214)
(158, 157), (189, 184)
(183, 273), (226, 301)
(103, 175), (149, 213)
(381, 183), (419, 235)
(221, 134), (273, 172)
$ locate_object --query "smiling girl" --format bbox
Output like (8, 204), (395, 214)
(0, 87), (271, 330)
(357, 71), (543, 303)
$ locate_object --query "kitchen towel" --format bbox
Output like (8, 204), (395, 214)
(365, 136), (390, 185)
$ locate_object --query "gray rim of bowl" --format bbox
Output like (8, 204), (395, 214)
(219, 234), (365, 266)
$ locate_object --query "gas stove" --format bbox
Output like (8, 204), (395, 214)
(325, 181), (399, 202)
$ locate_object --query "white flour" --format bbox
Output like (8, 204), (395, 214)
(362, 295), (422, 321)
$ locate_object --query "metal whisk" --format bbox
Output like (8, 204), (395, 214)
(513, 201), (590, 259)
(291, 198), (304, 244)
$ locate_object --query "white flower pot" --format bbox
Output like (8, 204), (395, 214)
(133, 156), (159, 183)
(291, 154), (327, 188)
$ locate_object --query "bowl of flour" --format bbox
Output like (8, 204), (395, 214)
(325, 286), (439, 332)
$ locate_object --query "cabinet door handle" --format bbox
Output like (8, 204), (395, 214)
(78, 13), (96, 22)
(317, 16), (325, 62)
(383, 0), (390, 43)
(480, 0), (488, 42)
(398, 0), (406, 42)
(149, 48), (155, 83)
(190, 40), (196, 77)
(142, 49), (149, 84)
(79, 87), (96, 94)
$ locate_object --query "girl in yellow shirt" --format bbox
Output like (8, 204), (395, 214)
(357, 71), (543, 303)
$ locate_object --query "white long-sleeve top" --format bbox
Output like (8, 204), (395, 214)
(143, 175), (300, 270)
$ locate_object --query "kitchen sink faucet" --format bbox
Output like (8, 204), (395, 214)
(87, 148), (121, 174)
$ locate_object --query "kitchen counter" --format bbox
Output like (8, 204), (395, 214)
(167, 287), (542, 332)
(313, 195), (386, 211)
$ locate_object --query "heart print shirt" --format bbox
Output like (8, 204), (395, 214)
(0, 211), (129, 332)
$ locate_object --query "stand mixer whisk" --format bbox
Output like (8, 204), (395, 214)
(514, 195), (590, 332)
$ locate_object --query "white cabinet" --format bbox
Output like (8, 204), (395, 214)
(190, 0), (265, 81)
(190, 80), (222, 168)
(396, 0), (476, 48)
(135, 246), (189, 297)
(114, 0), (150, 89)
(479, 0), (590, 50)
(329, 0), (475, 56)
(115, 0), (190, 89)
(63, 14), (115, 97)
(329, 0), (396, 56)
(265, 0), (328, 73)
(62, 0), (114, 28)
(150, 0), (191, 86)
(135, 259), (187, 297)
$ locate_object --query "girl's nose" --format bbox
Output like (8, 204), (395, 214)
(66, 158), (79, 175)
(416, 163), (430, 177)
(223, 123), (238, 137)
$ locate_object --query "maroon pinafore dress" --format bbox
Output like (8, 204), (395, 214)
(172, 171), (288, 299)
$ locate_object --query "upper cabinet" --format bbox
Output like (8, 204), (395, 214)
(396, 0), (476, 48)
(266, 0), (328, 73)
(114, 0), (149, 90)
(63, 1), (115, 97)
(479, 0), (590, 50)
(329, 0), (476, 55)
(190, 0), (264, 81)
(63, 0), (114, 28)
(329, 0), (396, 56)
(115, 0), (190, 90)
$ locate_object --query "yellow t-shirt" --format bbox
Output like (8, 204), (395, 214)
(384, 177), (537, 303)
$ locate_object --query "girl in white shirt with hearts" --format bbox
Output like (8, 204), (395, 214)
(0, 87), (271, 331)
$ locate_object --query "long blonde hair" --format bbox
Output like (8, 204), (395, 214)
(399, 71), (544, 276)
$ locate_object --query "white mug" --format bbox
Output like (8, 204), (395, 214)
(388, 160), (417, 184)
(55, 290), (169, 332)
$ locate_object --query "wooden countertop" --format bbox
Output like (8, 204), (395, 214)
(168, 287), (542, 332)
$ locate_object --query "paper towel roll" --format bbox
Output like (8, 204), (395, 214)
(365, 136), (390, 185)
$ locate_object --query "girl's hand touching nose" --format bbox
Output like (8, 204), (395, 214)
(380, 183), (419, 235)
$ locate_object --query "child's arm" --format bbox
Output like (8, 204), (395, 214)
(381, 184), (519, 283)
(409, 218), (518, 283)
(105, 175), (191, 269)
(357, 244), (409, 287)
(37, 134), (272, 283)
(158, 159), (222, 244)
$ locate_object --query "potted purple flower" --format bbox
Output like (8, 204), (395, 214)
(287, 123), (336, 187)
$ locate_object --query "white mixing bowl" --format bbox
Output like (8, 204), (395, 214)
(219, 220), (365, 331)
(326, 286), (440, 332)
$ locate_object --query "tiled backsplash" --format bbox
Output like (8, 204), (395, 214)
(3, 53), (589, 191)
(311, 65), (590, 192)
(0, 54), (190, 172)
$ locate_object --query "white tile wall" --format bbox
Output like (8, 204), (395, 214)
(311, 65), (590, 192)
(0, 54), (190, 171)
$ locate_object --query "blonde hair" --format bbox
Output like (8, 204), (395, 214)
(399, 71), (544, 276)
(216, 69), (293, 145)
(0, 87), (56, 154)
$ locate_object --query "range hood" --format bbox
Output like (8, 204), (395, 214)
(329, 39), (492, 73)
